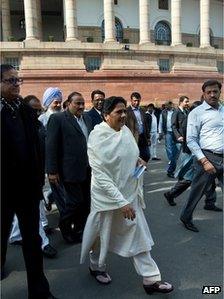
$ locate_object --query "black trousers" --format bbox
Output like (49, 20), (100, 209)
(62, 170), (91, 232)
(1, 186), (50, 299)
(181, 151), (223, 222)
(138, 134), (150, 162)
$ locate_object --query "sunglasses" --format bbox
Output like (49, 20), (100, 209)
(2, 77), (23, 85)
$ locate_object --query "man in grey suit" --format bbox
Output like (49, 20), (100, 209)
(180, 80), (223, 232)
(46, 92), (93, 243)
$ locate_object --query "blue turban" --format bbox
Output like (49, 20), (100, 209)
(42, 87), (62, 108)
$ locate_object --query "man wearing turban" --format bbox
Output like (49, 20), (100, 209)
(39, 87), (62, 128)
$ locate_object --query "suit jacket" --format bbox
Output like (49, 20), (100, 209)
(1, 100), (43, 200)
(145, 110), (160, 132)
(159, 109), (175, 134)
(125, 106), (150, 144)
(171, 107), (189, 142)
(87, 107), (103, 128)
(46, 110), (93, 183)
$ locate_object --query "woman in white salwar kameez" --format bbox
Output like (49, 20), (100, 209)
(80, 97), (173, 295)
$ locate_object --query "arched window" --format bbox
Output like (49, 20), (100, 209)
(154, 21), (171, 45)
(101, 17), (123, 42)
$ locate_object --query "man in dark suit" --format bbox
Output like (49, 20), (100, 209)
(87, 89), (105, 127)
(126, 92), (150, 162)
(46, 91), (93, 243)
(1, 64), (55, 298)
(171, 96), (190, 143)
(158, 101), (180, 178)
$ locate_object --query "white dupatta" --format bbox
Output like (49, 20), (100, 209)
(88, 122), (145, 212)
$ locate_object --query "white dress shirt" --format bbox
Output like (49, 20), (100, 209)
(74, 115), (89, 141)
(187, 101), (224, 160)
(132, 106), (143, 134)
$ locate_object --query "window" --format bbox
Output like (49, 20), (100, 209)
(114, 0), (118, 5)
(154, 21), (171, 45)
(101, 17), (123, 43)
(4, 57), (20, 70)
(217, 61), (224, 73)
(159, 59), (170, 72)
(19, 18), (25, 29)
(158, 0), (168, 10)
(85, 56), (101, 72)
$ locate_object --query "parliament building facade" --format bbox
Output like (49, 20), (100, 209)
(1, 0), (223, 105)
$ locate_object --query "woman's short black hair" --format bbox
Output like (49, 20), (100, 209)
(102, 96), (127, 117)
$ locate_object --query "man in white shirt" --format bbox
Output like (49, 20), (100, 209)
(180, 80), (223, 232)
(146, 103), (161, 160)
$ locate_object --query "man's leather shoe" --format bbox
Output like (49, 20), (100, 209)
(204, 205), (223, 212)
(151, 157), (161, 161)
(167, 173), (175, 178)
(180, 217), (199, 232)
(43, 244), (57, 258)
(164, 192), (176, 206)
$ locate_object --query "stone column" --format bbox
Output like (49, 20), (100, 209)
(200, 0), (210, 47)
(24, 0), (39, 40)
(2, 0), (12, 41)
(139, 0), (151, 44)
(36, 0), (42, 40)
(103, 0), (116, 42)
(171, 0), (182, 46)
(64, 0), (78, 41)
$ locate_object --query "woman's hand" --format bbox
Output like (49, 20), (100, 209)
(121, 204), (136, 221)
(137, 157), (147, 167)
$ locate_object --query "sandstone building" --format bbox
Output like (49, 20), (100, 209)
(1, 0), (223, 106)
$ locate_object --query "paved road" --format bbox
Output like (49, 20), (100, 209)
(2, 143), (223, 299)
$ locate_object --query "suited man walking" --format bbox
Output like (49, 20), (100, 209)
(46, 92), (93, 243)
(171, 96), (190, 143)
(1, 64), (56, 298)
(159, 101), (180, 178)
(87, 89), (105, 127)
(126, 92), (150, 162)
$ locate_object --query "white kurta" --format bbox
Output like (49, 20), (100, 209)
(80, 122), (154, 266)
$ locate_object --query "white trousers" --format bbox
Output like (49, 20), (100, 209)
(9, 202), (49, 249)
(150, 132), (158, 159)
(90, 249), (161, 281)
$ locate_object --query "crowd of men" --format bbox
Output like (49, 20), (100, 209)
(1, 63), (223, 298)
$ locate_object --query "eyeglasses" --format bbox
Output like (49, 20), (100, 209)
(2, 77), (23, 85)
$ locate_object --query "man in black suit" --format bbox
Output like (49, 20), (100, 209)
(1, 64), (55, 298)
(87, 89), (105, 127)
(158, 101), (180, 178)
(126, 92), (150, 162)
(171, 96), (190, 144)
(46, 92), (93, 243)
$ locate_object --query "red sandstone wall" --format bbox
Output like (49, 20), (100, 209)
(19, 70), (223, 108)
